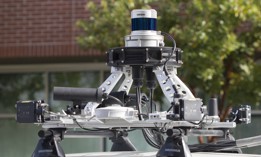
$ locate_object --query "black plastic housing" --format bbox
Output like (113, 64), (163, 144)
(16, 100), (38, 123)
(167, 99), (202, 121)
(107, 47), (182, 67)
(53, 87), (103, 103)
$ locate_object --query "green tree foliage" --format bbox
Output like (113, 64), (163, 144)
(0, 74), (44, 113)
(77, 0), (156, 51)
(77, 0), (261, 118)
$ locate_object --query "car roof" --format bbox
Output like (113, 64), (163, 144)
(67, 151), (261, 157)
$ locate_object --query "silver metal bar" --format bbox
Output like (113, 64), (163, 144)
(187, 129), (224, 137)
(42, 115), (236, 130)
(203, 122), (236, 129)
(171, 74), (195, 99)
(169, 129), (224, 137)
(116, 66), (133, 94)
(219, 135), (261, 151)
(154, 66), (195, 104)
(155, 67), (177, 103)
(65, 130), (114, 138)
(236, 135), (261, 148)
(99, 67), (123, 94)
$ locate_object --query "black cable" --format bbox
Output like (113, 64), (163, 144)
(167, 104), (173, 112)
(143, 134), (159, 148)
(148, 129), (163, 148)
(161, 31), (177, 76)
(142, 129), (161, 149)
(135, 91), (164, 148)
(153, 101), (157, 113)
(188, 114), (207, 125)
(149, 88), (154, 113)
(137, 113), (149, 118)
(141, 94), (150, 114)
(73, 118), (104, 131)
(143, 131), (156, 146)
(230, 110), (238, 122)
(74, 118), (136, 133)
(143, 128), (164, 149)
(155, 122), (168, 133)
(107, 95), (125, 106)
(141, 93), (149, 101)
(126, 129), (136, 132)
(151, 129), (165, 145)
(161, 32), (180, 113)
(136, 87), (142, 120)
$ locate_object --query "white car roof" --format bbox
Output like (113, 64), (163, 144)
(67, 151), (261, 157)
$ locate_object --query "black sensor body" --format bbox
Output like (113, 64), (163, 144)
(16, 100), (38, 123)
(53, 87), (103, 103)
(107, 47), (182, 67)
(167, 99), (202, 121)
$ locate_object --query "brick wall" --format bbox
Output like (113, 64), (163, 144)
(0, 0), (102, 64)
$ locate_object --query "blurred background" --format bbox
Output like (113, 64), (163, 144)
(0, 0), (260, 156)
